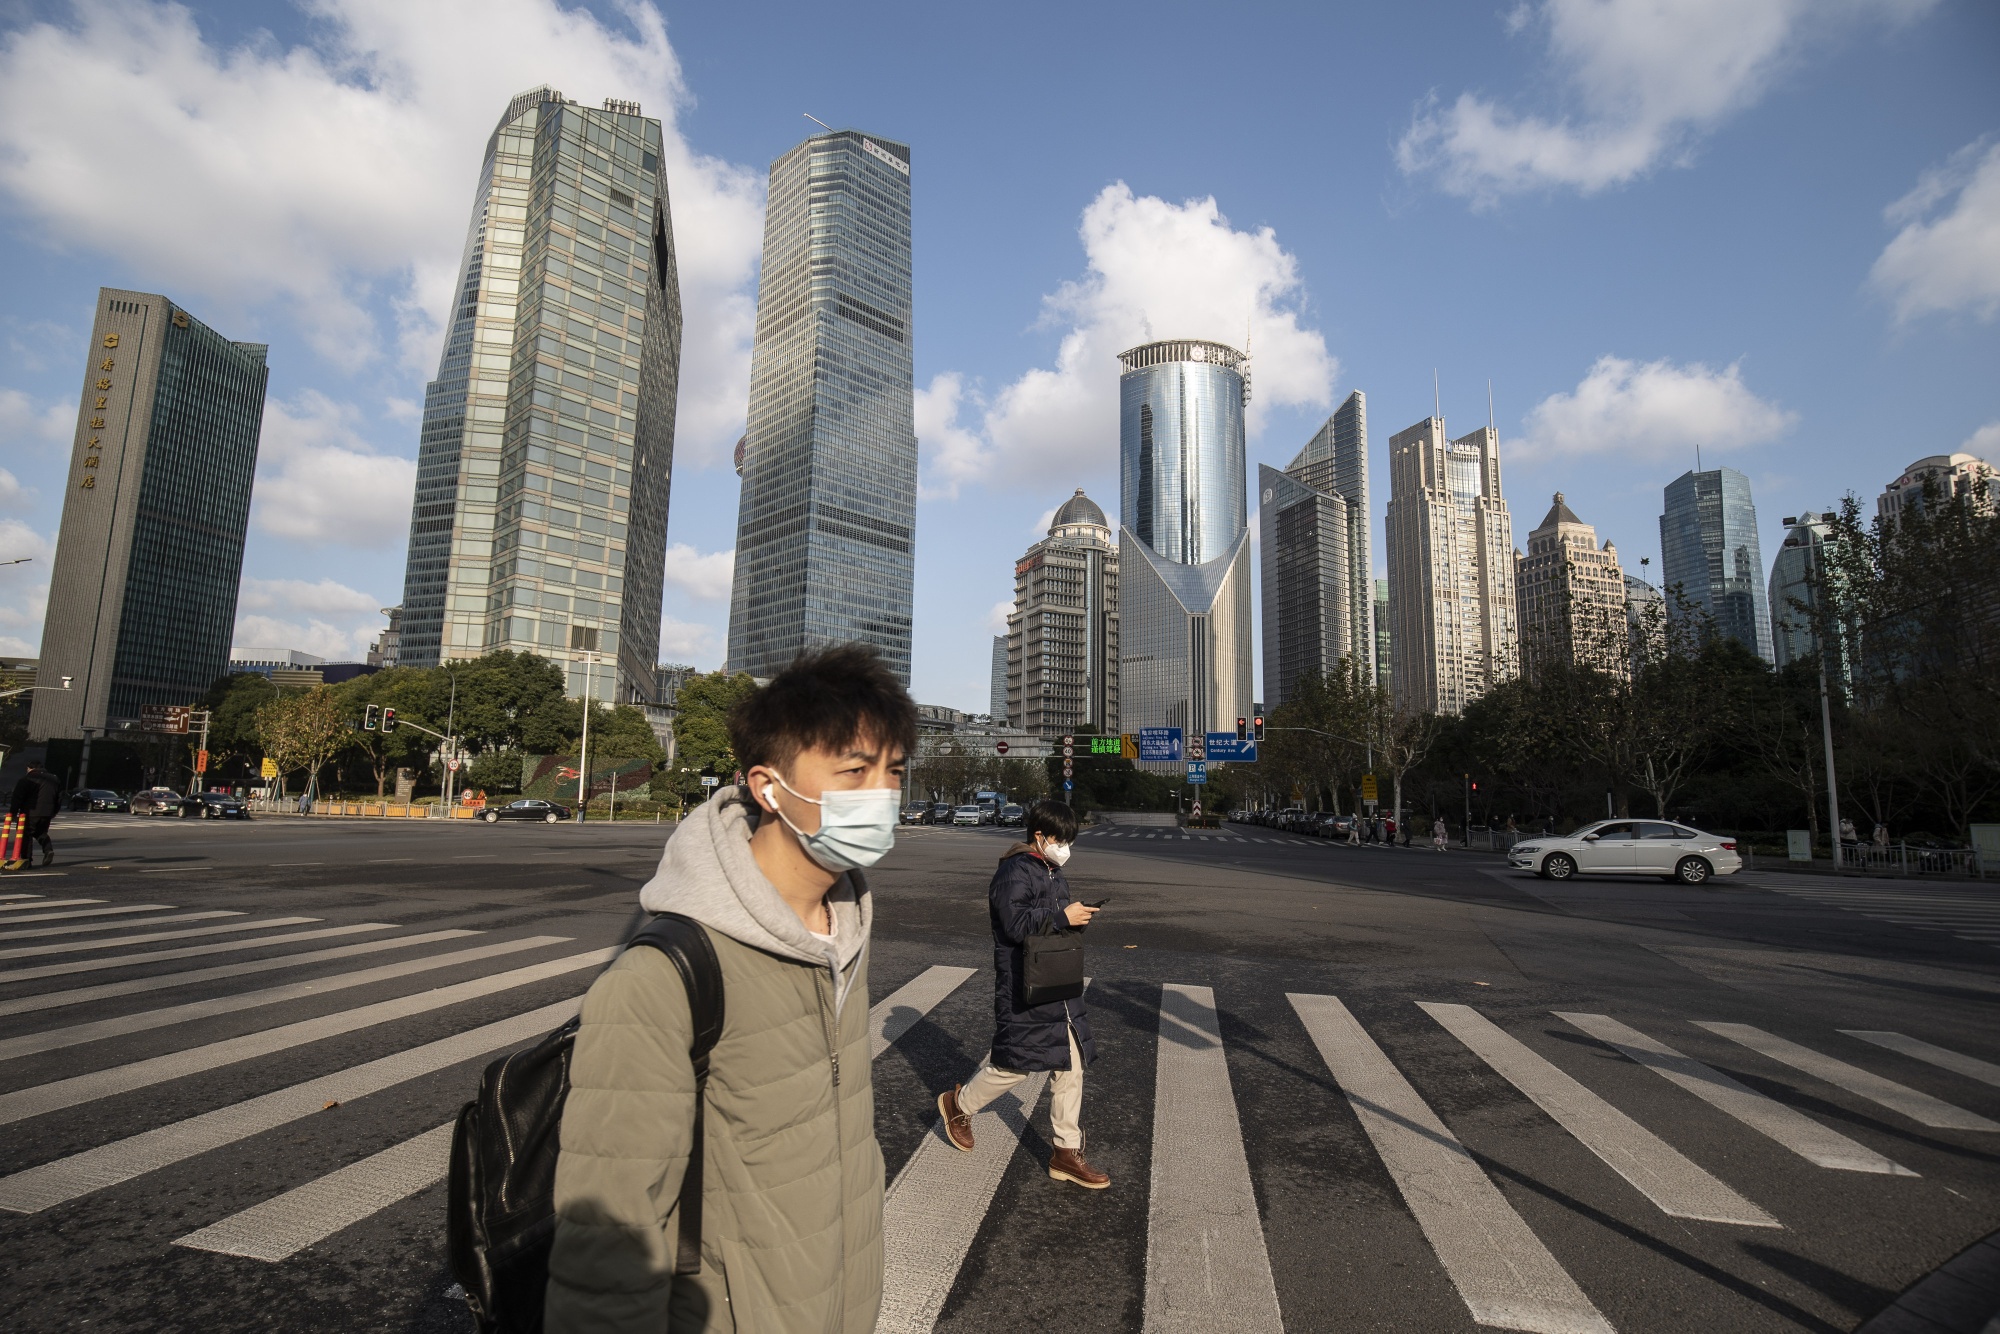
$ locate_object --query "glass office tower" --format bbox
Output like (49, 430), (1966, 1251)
(1659, 467), (1772, 662)
(1258, 390), (1372, 707)
(399, 87), (683, 703)
(1117, 340), (1254, 748)
(728, 129), (916, 683)
(32, 289), (268, 741)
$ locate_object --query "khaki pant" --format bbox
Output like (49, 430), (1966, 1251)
(959, 1026), (1084, 1150)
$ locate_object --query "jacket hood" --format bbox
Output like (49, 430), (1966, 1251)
(640, 786), (870, 978)
(1000, 842), (1043, 867)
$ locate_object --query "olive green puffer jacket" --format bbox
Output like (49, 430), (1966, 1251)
(545, 789), (883, 1333)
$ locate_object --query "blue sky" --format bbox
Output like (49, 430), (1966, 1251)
(1, 0), (1995, 710)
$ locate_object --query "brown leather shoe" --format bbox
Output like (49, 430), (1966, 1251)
(1048, 1147), (1109, 1189)
(938, 1085), (974, 1152)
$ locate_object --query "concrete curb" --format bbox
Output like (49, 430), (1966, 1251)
(1857, 1227), (2000, 1334)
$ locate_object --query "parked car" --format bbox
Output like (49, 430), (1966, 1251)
(997, 803), (1025, 827)
(190, 790), (251, 820)
(1315, 812), (1351, 839)
(951, 804), (984, 827)
(1508, 819), (1741, 884)
(929, 802), (955, 825)
(481, 798), (573, 824)
(130, 787), (190, 817)
(67, 788), (128, 812)
(901, 802), (931, 825)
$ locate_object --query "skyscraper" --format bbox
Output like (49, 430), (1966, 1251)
(728, 129), (916, 683)
(1877, 453), (1996, 528)
(1117, 340), (1254, 745)
(1514, 493), (1628, 679)
(989, 635), (1009, 724)
(1769, 510), (1848, 683)
(1006, 490), (1120, 737)
(1659, 467), (1772, 662)
(1384, 415), (1517, 714)
(31, 289), (268, 742)
(397, 87), (683, 704)
(1373, 578), (1391, 688)
(1258, 390), (1372, 707)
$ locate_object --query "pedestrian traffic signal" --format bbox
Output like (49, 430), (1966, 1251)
(363, 704), (379, 731)
(1470, 780), (1479, 792)
(1236, 716), (1247, 741)
(382, 707), (398, 733)
(1252, 714), (1264, 742)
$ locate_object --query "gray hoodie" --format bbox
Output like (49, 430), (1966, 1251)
(638, 785), (870, 1014)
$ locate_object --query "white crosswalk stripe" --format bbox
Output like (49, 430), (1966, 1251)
(1766, 885), (2000, 947)
(1694, 1022), (2000, 1131)
(0, 911), (258, 950)
(1554, 1012), (1914, 1175)
(0, 903), (177, 926)
(1292, 993), (1613, 1334)
(0, 923), (391, 987)
(0, 898), (103, 912)
(1145, 983), (1284, 1333)
(1422, 1003), (1778, 1226)
(1839, 1030), (2000, 1088)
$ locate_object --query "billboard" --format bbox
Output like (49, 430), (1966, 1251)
(1138, 727), (1183, 762)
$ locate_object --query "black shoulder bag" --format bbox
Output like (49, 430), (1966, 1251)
(1021, 915), (1085, 1006)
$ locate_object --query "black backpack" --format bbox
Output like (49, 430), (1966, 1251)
(447, 913), (725, 1334)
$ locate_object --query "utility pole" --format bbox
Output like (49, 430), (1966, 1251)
(1463, 772), (1471, 846)
(577, 654), (594, 822)
(1804, 531), (1843, 872)
(442, 671), (458, 813)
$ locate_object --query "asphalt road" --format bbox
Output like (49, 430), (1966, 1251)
(1, 811), (1996, 1333)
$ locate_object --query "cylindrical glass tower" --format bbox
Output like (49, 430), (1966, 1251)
(1118, 340), (1248, 565)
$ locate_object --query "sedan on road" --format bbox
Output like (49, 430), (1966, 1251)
(67, 788), (129, 812)
(129, 787), (190, 817)
(951, 804), (984, 827)
(1509, 819), (1741, 884)
(901, 803), (931, 825)
(481, 798), (573, 824)
(189, 790), (251, 820)
(997, 803), (1024, 827)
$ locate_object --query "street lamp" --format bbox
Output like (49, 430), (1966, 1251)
(1785, 523), (1844, 872)
(577, 653), (595, 822)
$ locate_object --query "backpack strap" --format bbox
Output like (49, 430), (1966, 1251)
(626, 912), (725, 1276)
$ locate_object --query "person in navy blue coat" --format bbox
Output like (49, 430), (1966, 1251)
(935, 798), (1108, 1188)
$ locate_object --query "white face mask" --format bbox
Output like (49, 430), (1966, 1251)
(1040, 839), (1072, 867)
(762, 772), (901, 872)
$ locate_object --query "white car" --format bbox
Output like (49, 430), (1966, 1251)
(1508, 819), (1742, 885)
(952, 804), (984, 826)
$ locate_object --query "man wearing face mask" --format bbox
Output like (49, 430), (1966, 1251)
(547, 644), (915, 1333)
(935, 799), (1108, 1189)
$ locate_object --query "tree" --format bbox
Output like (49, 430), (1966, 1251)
(256, 687), (354, 801)
(340, 668), (428, 797)
(665, 671), (759, 800)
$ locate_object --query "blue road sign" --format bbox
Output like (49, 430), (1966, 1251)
(1064, 779), (1073, 793)
(1139, 727), (1183, 762)
(1185, 760), (1207, 784)
(1204, 733), (1258, 762)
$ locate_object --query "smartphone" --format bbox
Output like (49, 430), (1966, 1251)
(1084, 898), (1110, 908)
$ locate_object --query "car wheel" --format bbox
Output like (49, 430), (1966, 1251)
(483, 811), (498, 823)
(545, 812), (559, 823)
(1543, 853), (1576, 881)
(1675, 856), (1712, 885)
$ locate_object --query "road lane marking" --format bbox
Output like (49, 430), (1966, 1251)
(0, 923), (386, 981)
(0, 894), (42, 901)
(0, 930), (474, 1017)
(0, 899), (99, 912)
(0, 905), (178, 925)
(1696, 1023), (2000, 1130)
(0, 946), (616, 1129)
(870, 965), (976, 1059)
(0, 914), (280, 954)
(267, 863), (324, 867)
(1291, 993), (1612, 1334)
(176, 1121), (457, 1260)
(1145, 983), (1284, 1334)
(879, 980), (1091, 1334)
(1555, 1013), (1914, 1176)
(1840, 1032), (2000, 1088)
(0, 997), (583, 1213)
(0, 936), (569, 1062)
(1422, 1003), (1778, 1227)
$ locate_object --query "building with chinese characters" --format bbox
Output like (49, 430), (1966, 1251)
(396, 87), (684, 706)
(30, 289), (268, 742)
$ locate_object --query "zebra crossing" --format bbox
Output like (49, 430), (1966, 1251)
(2, 889), (1997, 1333)
(1080, 828), (1314, 845)
(1765, 881), (2000, 947)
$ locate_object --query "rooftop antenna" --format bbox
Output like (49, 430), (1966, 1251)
(1487, 379), (1495, 434)
(1697, 443), (1703, 473)
(803, 113), (833, 132)
(1433, 369), (1440, 422)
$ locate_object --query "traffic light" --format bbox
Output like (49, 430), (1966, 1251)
(363, 704), (379, 731)
(1252, 714), (1264, 742)
(1470, 780), (1479, 792)
(381, 707), (398, 733)
(1236, 716), (1247, 741)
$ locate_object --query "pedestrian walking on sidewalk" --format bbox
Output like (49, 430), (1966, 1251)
(545, 645), (916, 1333)
(936, 799), (1109, 1189)
(1432, 816), (1448, 852)
(8, 761), (61, 869)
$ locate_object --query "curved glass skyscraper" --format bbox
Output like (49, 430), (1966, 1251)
(1660, 467), (1772, 662)
(1117, 340), (1254, 749)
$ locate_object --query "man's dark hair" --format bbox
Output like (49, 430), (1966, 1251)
(1024, 799), (1077, 843)
(728, 644), (918, 772)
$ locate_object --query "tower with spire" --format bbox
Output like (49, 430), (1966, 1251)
(1515, 492), (1629, 680)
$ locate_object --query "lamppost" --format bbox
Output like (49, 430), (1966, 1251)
(1786, 523), (1843, 872)
(0, 675), (71, 779)
(577, 653), (595, 822)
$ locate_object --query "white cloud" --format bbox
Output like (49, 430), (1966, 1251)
(231, 576), (388, 662)
(656, 614), (720, 663)
(236, 577), (385, 619)
(660, 543), (733, 601)
(252, 392), (417, 549)
(0, 0), (763, 464)
(1871, 137), (2000, 324)
(1517, 355), (1795, 459)
(986, 599), (1013, 635)
(0, 518), (58, 656)
(922, 184), (1336, 497)
(0, 388), (71, 453)
(1399, 0), (1934, 203)
(0, 468), (31, 512)
(1964, 420), (2000, 464)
